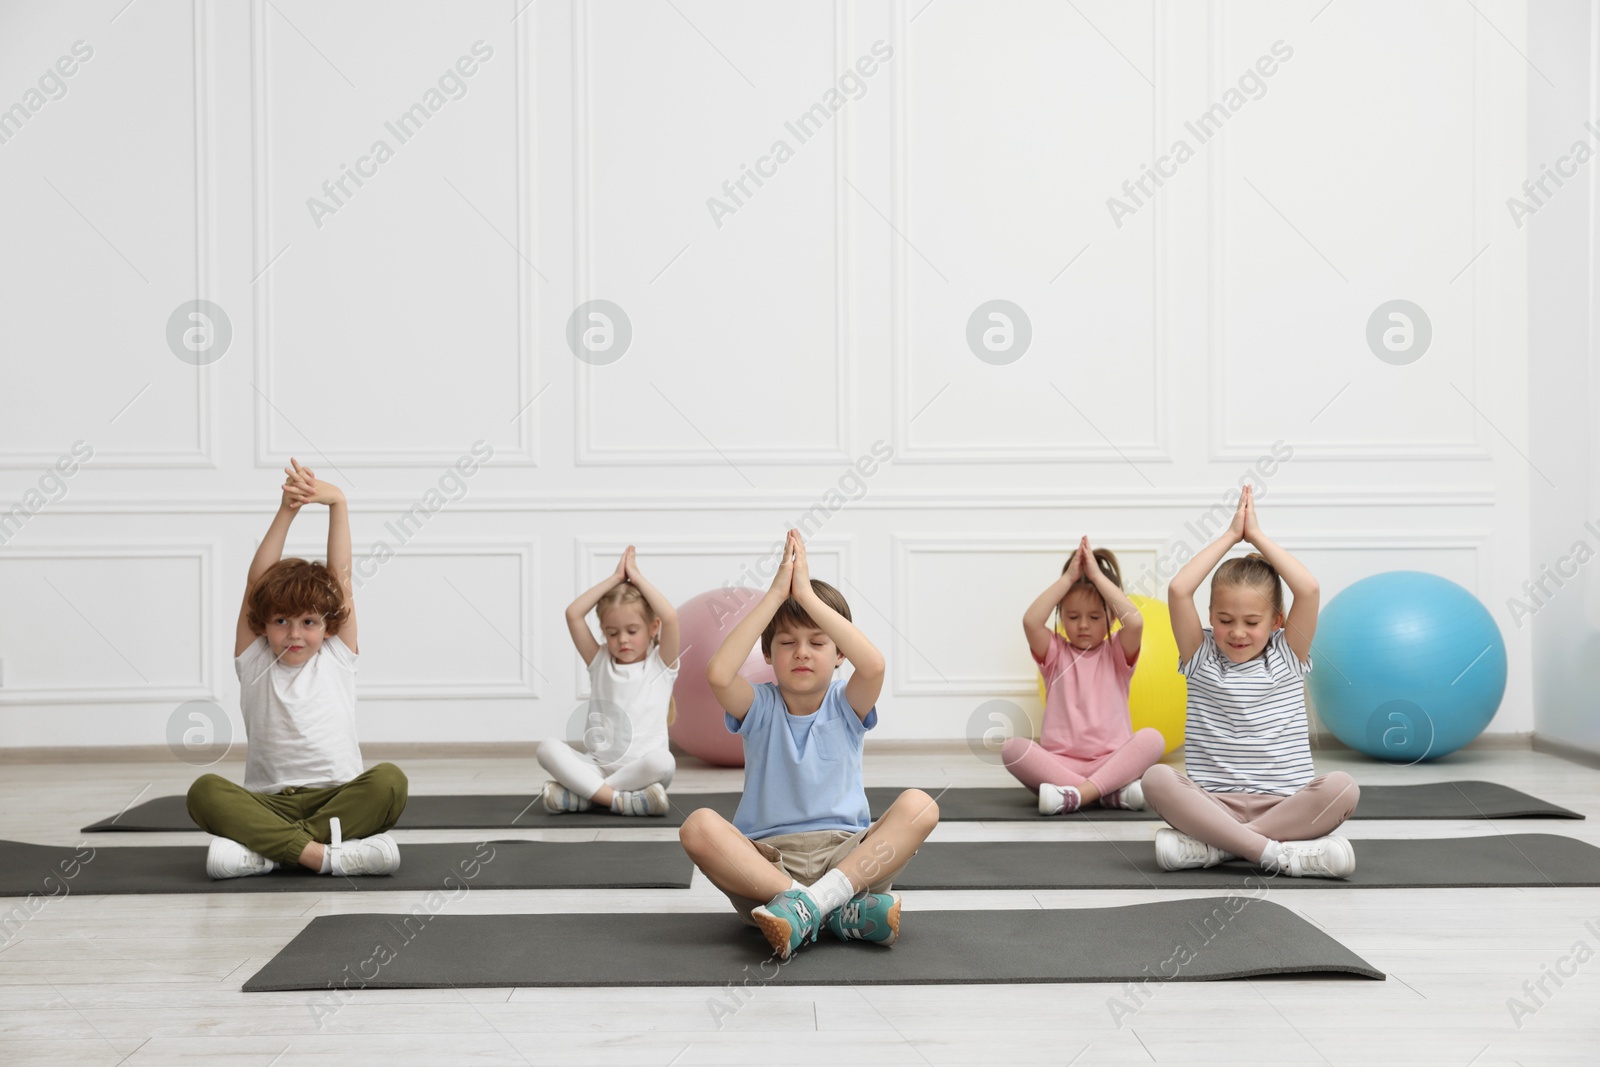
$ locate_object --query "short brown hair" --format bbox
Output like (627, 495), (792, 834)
(1211, 552), (1284, 616)
(246, 558), (349, 636)
(761, 579), (851, 657)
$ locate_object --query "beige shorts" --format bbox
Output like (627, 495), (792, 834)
(723, 819), (899, 926)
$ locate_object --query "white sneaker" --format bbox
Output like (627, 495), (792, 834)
(541, 780), (592, 814)
(1038, 783), (1082, 816)
(327, 816), (401, 876)
(205, 837), (277, 880)
(1154, 828), (1235, 871)
(612, 782), (670, 817)
(1269, 835), (1356, 879)
(1101, 781), (1146, 810)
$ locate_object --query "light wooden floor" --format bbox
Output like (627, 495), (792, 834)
(3, 744), (1598, 1066)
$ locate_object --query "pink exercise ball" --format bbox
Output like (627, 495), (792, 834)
(669, 589), (775, 767)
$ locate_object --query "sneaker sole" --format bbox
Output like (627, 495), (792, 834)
(879, 894), (902, 947)
(752, 909), (797, 959)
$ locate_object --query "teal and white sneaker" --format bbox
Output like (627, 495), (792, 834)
(751, 889), (825, 959)
(826, 891), (902, 946)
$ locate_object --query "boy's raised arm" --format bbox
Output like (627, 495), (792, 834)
(707, 533), (796, 722)
(234, 462), (308, 657)
(323, 481), (355, 655)
(286, 463), (356, 654)
(790, 534), (883, 721)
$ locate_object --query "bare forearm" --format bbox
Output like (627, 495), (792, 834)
(1091, 572), (1142, 628)
(565, 573), (623, 619)
(796, 589), (885, 676)
(248, 506), (297, 584)
(1169, 533), (1238, 598)
(325, 500), (352, 588)
(1023, 575), (1074, 631)
(1247, 532), (1317, 597)
(627, 573), (676, 625)
(707, 589), (786, 684)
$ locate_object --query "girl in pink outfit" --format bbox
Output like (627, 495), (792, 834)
(1004, 536), (1166, 815)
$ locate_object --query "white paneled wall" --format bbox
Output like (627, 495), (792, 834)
(1528, 0), (1600, 757)
(0, 0), (1543, 750)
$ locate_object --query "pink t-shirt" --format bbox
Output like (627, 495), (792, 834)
(1033, 631), (1140, 760)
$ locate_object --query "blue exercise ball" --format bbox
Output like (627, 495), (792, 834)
(1307, 571), (1507, 762)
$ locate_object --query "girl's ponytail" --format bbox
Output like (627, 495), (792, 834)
(1091, 547), (1123, 590)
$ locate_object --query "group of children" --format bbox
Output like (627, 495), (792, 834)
(187, 466), (1359, 961)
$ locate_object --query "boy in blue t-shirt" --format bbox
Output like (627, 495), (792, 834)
(679, 530), (941, 959)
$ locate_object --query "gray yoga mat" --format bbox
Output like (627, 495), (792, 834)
(77, 780), (1582, 833)
(894, 833), (1600, 890)
(79, 792), (741, 832)
(0, 839), (690, 896)
(242, 897), (1383, 991)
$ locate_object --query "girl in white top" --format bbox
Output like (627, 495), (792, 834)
(1141, 484), (1361, 879)
(538, 546), (681, 816)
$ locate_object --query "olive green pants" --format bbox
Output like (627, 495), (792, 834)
(185, 763), (409, 865)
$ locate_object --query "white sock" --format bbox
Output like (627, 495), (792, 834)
(806, 869), (855, 916)
(318, 847), (332, 875)
(1259, 840), (1284, 870)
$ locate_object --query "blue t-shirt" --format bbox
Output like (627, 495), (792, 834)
(726, 678), (877, 840)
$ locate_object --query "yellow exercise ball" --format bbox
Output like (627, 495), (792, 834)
(1034, 593), (1186, 754)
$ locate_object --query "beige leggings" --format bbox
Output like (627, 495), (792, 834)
(1141, 764), (1360, 864)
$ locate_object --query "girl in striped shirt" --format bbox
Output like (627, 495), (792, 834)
(1142, 484), (1360, 878)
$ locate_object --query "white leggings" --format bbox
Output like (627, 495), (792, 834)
(535, 738), (675, 798)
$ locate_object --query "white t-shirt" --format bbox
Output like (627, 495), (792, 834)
(235, 634), (364, 794)
(1178, 627), (1315, 796)
(582, 645), (679, 768)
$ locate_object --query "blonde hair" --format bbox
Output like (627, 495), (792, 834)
(1058, 547), (1122, 628)
(595, 584), (658, 638)
(1212, 552), (1285, 617)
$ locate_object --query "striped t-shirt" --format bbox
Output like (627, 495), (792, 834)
(1178, 627), (1314, 796)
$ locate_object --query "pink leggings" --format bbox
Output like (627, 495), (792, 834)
(1002, 728), (1165, 797)
(1141, 764), (1360, 864)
